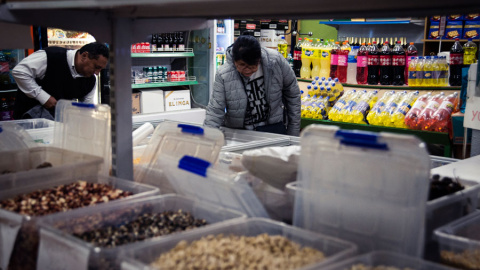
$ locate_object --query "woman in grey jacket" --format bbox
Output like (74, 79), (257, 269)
(204, 35), (301, 136)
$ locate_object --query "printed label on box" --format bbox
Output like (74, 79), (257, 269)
(444, 21), (463, 39)
(164, 90), (191, 111)
(464, 21), (480, 39)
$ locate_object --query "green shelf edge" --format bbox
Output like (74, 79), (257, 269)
(131, 52), (194, 58)
(132, 81), (198, 88)
(296, 78), (461, 91)
(301, 118), (452, 157)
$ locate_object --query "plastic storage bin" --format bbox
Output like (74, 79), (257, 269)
(157, 155), (269, 218)
(120, 218), (358, 270)
(54, 100), (111, 175)
(0, 121), (36, 151)
(294, 125), (431, 257)
(10, 118), (55, 145)
(134, 122), (224, 194)
(37, 194), (246, 270)
(435, 210), (480, 269)
(319, 251), (456, 270)
(0, 174), (159, 270)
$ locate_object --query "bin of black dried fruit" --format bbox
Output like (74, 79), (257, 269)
(429, 174), (465, 201)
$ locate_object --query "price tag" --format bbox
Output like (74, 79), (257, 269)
(37, 228), (90, 270)
(0, 215), (22, 270)
(439, 16), (447, 36)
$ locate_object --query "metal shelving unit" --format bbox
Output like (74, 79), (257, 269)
(132, 77), (198, 89)
(1, 0), (478, 180)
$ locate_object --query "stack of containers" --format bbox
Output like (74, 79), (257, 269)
(120, 218), (358, 270)
(0, 100), (160, 269)
(435, 210), (480, 270)
(9, 118), (55, 145)
(36, 194), (245, 269)
(135, 121), (269, 218)
(293, 125), (431, 257)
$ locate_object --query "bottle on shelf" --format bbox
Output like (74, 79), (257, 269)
(300, 39), (313, 79)
(440, 56), (449, 86)
(415, 57), (425, 87)
(293, 38), (303, 77)
(404, 92), (432, 130)
(330, 41), (340, 79)
(423, 56), (433, 86)
(391, 91), (419, 128)
(449, 38), (464, 86)
(319, 40), (331, 79)
(277, 36), (288, 58)
(463, 38), (478, 65)
(430, 92), (459, 132)
(432, 56), (441, 86)
(337, 42), (349, 83)
(347, 42), (357, 84)
(407, 57), (417, 87)
(178, 32), (185, 51)
(151, 34), (158, 52)
(172, 32), (178, 51)
(311, 39), (322, 78)
(157, 33), (164, 51)
(378, 91), (407, 126)
(405, 42), (418, 85)
(287, 53), (294, 71)
(356, 42), (368, 84)
(367, 41), (380, 85)
(416, 92), (445, 131)
(392, 40), (406, 85)
(379, 41), (392, 85)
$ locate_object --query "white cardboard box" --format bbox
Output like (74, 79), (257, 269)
(141, 90), (165, 114)
(164, 90), (191, 111)
(259, 29), (285, 48)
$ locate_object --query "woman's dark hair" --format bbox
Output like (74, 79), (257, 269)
(79, 42), (109, 60)
(231, 35), (261, 65)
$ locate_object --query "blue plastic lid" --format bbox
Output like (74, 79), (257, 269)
(72, 102), (95, 108)
(178, 124), (204, 135)
(335, 130), (388, 150)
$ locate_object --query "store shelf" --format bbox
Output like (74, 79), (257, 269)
(297, 78), (461, 90)
(132, 79), (198, 89)
(0, 89), (17, 93)
(301, 118), (452, 157)
(422, 39), (472, 42)
(319, 20), (412, 25)
(131, 51), (194, 58)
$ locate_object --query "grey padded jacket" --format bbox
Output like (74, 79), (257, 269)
(204, 46), (301, 136)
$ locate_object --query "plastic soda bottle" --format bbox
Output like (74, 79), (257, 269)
(356, 43), (368, 84)
(392, 40), (406, 85)
(293, 38), (303, 77)
(423, 56), (433, 87)
(277, 36), (288, 58)
(311, 41), (322, 79)
(366, 91), (395, 125)
(300, 39), (313, 79)
(404, 92), (432, 129)
(336, 42), (349, 83)
(348, 90), (379, 124)
(449, 38), (464, 86)
(391, 91), (419, 128)
(347, 43), (357, 84)
(405, 42), (418, 85)
(379, 91), (408, 126)
(440, 57), (449, 86)
(464, 38), (478, 65)
(430, 92), (459, 132)
(417, 92), (445, 131)
(415, 57), (425, 86)
(407, 57), (417, 86)
(319, 41), (331, 79)
(379, 41), (392, 85)
(328, 89), (356, 121)
(338, 90), (364, 122)
(367, 41), (380, 85)
(330, 42), (340, 79)
(432, 56), (441, 86)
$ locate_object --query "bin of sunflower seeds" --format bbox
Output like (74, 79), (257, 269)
(36, 194), (246, 270)
(0, 173), (159, 270)
(120, 218), (357, 270)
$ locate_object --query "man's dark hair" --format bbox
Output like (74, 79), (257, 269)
(232, 35), (261, 66)
(78, 42), (109, 60)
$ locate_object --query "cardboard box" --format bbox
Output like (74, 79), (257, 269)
(141, 90), (165, 114)
(132, 92), (141, 114)
(164, 90), (191, 111)
(259, 29), (285, 48)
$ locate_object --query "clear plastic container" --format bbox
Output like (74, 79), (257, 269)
(0, 174), (159, 270)
(37, 194), (246, 270)
(319, 251), (455, 270)
(10, 118), (55, 145)
(156, 155), (269, 218)
(120, 218), (358, 270)
(294, 125), (431, 257)
(54, 100), (112, 175)
(0, 121), (36, 151)
(435, 210), (480, 269)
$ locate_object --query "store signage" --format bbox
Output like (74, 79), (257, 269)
(464, 63), (480, 130)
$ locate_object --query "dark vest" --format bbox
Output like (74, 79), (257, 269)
(13, 47), (96, 119)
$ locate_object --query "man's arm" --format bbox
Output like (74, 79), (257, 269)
(11, 50), (53, 106)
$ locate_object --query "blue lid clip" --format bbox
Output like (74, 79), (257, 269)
(178, 124), (204, 135)
(178, 155), (211, 177)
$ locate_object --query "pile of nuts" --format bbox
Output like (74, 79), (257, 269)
(73, 210), (207, 248)
(0, 180), (133, 216)
(347, 265), (414, 270)
(150, 233), (325, 270)
(441, 249), (480, 269)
